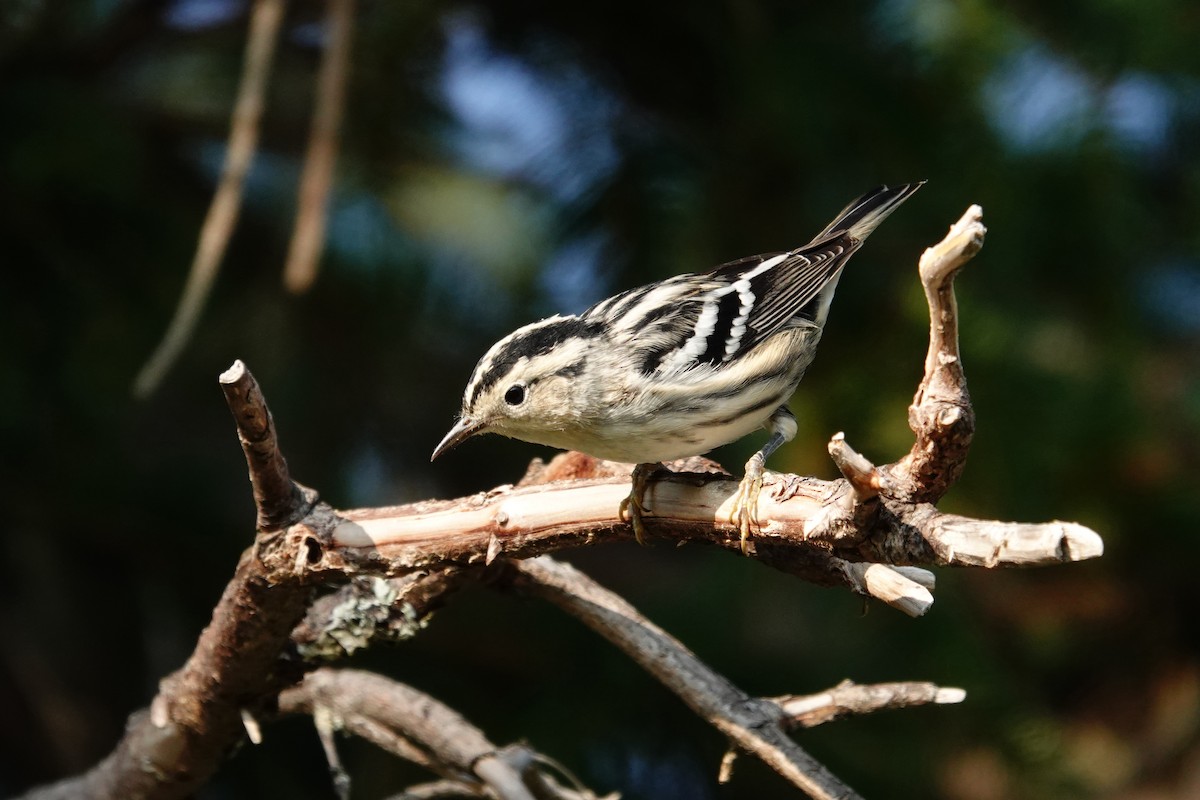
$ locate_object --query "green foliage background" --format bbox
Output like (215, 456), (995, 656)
(3, 1), (1199, 798)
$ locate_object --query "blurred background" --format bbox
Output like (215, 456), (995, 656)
(3, 1), (1199, 798)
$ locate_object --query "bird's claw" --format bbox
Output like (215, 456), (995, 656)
(620, 463), (656, 545)
(729, 454), (766, 555)
(618, 491), (649, 546)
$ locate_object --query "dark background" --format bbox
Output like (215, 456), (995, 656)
(3, 1), (1199, 798)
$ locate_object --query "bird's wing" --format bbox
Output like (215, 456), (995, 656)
(585, 183), (921, 377)
(581, 241), (854, 377)
(705, 241), (856, 348)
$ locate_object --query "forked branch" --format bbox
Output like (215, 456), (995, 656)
(498, 557), (965, 800)
(21, 204), (1104, 800)
(279, 668), (609, 800)
(881, 205), (984, 502)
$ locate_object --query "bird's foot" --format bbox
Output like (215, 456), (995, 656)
(729, 453), (767, 556)
(619, 463), (657, 545)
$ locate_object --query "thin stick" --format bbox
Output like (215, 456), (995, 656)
(773, 680), (966, 729)
(133, 0), (286, 397)
(314, 705), (352, 800)
(219, 360), (312, 530)
(279, 669), (575, 800)
(827, 432), (881, 502)
(284, 0), (355, 293)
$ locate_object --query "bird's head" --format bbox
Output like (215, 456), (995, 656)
(431, 315), (596, 461)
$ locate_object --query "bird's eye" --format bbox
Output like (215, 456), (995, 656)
(504, 384), (526, 406)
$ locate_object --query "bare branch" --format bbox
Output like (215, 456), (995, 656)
(881, 205), (985, 502)
(828, 432), (882, 502)
(312, 461), (1101, 582)
(279, 669), (607, 800)
(25, 204), (1102, 800)
(772, 680), (967, 729)
(385, 780), (487, 799)
(133, 0), (285, 397)
(21, 361), (325, 800)
(911, 510), (1104, 567)
(220, 360), (313, 530)
(503, 556), (862, 800)
(279, 669), (497, 789)
(313, 703), (352, 800)
(837, 561), (934, 617)
(20, 541), (316, 800)
(284, 0), (355, 294)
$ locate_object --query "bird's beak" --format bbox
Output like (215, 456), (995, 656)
(431, 416), (486, 462)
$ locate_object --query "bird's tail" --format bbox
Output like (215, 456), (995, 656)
(812, 181), (925, 243)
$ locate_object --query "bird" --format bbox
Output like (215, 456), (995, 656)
(432, 182), (923, 553)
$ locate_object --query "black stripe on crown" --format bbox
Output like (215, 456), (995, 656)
(469, 316), (600, 407)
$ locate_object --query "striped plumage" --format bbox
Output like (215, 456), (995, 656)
(434, 182), (923, 549)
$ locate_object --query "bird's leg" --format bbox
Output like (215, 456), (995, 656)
(730, 406), (797, 555)
(619, 462), (658, 545)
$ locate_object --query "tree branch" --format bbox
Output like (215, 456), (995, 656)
(283, 0), (355, 294)
(220, 359), (314, 530)
(21, 543), (316, 800)
(23, 204), (1105, 800)
(772, 680), (966, 729)
(500, 556), (862, 800)
(133, 0), (286, 397)
(304, 462), (1099, 602)
(280, 206), (1095, 622)
(279, 668), (609, 800)
(385, 779), (487, 798)
(23, 361), (321, 800)
(881, 205), (985, 502)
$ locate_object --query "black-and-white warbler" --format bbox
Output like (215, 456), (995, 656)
(433, 182), (923, 551)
